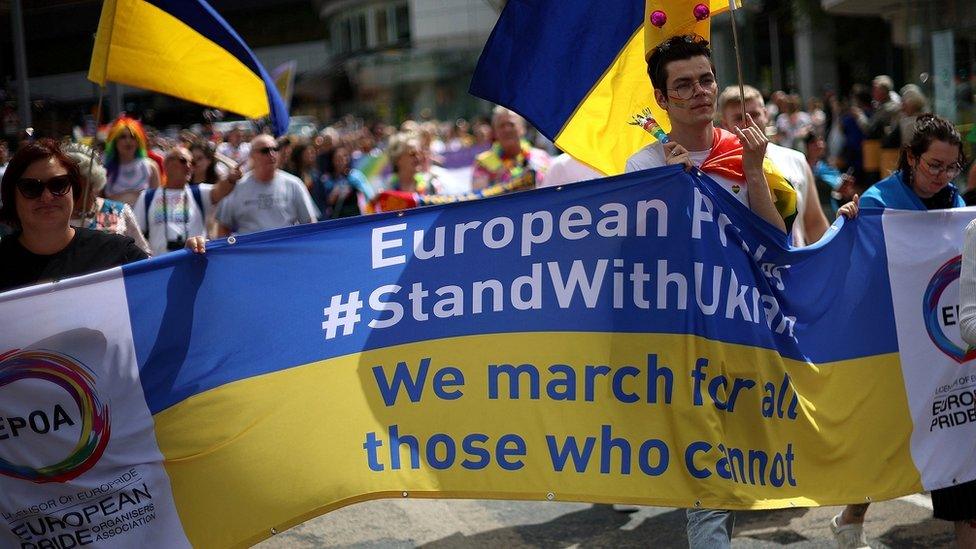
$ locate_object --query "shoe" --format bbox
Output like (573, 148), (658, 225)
(830, 513), (870, 548)
(612, 503), (639, 513)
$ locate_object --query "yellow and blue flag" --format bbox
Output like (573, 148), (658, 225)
(470, 0), (733, 175)
(88, 0), (289, 135)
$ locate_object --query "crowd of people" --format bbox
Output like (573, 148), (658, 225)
(0, 31), (975, 548)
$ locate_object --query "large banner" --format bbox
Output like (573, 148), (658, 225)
(2, 166), (975, 548)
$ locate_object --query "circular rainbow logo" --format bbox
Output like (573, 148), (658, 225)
(923, 255), (976, 364)
(0, 349), (111, 483)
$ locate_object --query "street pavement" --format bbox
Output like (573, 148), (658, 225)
(256, 494), (954, 548)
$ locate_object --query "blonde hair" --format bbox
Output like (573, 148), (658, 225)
(717, 85), (763, 114)
(491, 106), (525, 128)
(387, 132), (421, 166)
(63, 143), (108, 194)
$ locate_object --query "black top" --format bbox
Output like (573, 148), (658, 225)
(0, 227), (148, 293)
(919, 184), (959, 210)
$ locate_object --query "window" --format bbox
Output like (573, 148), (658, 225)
(374, 7), (390, 46)
(394, 3), (410, 43)
(333, 18), (351, 54)
(350, 12), (367, 51)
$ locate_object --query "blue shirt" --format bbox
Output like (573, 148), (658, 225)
(860, 171), (964, 211)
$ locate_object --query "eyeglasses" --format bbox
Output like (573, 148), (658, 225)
(256, 146), (280, 155)
(667, 75), (717, 100)
(16, 175), (73, 199)
(918, 157), (961, 179)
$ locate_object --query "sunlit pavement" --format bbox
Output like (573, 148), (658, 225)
(256, 494), (953, 548)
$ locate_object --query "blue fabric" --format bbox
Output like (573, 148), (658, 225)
(145, 0), (289, 135)
(814, 161), (842, 190)
(311, 169), (373, 218)
(860, 171), (965, 211)
(468, 0), (644, 138)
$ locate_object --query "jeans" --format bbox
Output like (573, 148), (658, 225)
(686, 508), (734, 549)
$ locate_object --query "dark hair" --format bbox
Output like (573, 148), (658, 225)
(898, 114), (967, 183)
(0, 139), (82, 230)
(189, 140), (219, 185)
(322, 144), (351, 179)
(289, 142), (314, 174)
(850, 84), (872, 109)
(647, 34), (713, 93)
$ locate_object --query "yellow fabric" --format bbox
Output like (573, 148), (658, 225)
(553, 1), (738, 176)
(554, 28), (665, 176)
(154, 332), (921, 548)
(644, 0), (738, 59)
(88, 0), (269, 119)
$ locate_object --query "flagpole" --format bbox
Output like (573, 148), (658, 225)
(80, 19), (113, 229)
(728, 0), (747, 124)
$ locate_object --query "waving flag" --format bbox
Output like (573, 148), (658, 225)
(470, 0), (733, 175)
(2, 168), (976, 547)
(88, 0), (289, 135)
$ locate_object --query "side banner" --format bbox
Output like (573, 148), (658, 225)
(2, 166), (974, 548)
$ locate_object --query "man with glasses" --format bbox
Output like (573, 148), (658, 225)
(625, 35), (789, 235)
(134, 146), (214, 256)
(215, 134), (318, 237)
(624, 34), (796, 549)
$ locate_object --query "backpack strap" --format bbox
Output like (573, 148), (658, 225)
(142, 188), (156, 237)
(189, 185), (204, 216)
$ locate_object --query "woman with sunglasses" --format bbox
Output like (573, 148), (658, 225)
(832, 112), (971, 549)
(103, 116), (161, 207)
(0, 140), (148, 293)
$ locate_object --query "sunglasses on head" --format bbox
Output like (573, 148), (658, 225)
(256, 146), (280, 155)
(167, 156), (192, 165)
(16, 175), (73, 199)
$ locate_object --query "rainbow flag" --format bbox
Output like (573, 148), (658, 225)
(88, 0), (289, 135)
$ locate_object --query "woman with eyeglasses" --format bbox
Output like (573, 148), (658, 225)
(841, 114), (966, 217)
(0, 140), (148, 293)
(102, 116), (161, 207)
(832, 112), (971, 549)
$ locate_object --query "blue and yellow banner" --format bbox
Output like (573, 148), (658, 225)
(88, 0), (289, 135)
(1, 168), (975, 548)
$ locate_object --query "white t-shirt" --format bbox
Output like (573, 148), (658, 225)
(215, 170), (318, 235)
(217, 142), (251, 166)
(765, 143), (811, 246)
(625, 141), (750, 207)
(134, 184), (213, 256)
(539, 154), (603, 188)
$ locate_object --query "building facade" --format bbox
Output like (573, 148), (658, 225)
(309, 0), (499, 123)
(823, 0), (976, 124)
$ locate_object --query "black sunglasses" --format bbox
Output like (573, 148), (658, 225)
(16, 175), (73, 199)
(256, 146), (280, 155)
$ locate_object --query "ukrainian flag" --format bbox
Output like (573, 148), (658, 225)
(88, 0), (289, 135)
(470, 0), (733, 175)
